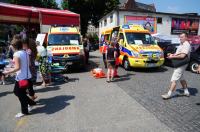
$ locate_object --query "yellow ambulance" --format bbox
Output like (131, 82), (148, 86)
(47, 26), (85, 68)
(99, 28), (112, 53)
(102, 24), (164, 70)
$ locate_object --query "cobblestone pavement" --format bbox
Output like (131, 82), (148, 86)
(114, 65), (200, 132)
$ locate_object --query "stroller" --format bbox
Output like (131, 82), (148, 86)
(48, 56), (69, 83)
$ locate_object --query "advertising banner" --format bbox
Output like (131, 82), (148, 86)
(171, 18), (199, 35)
(124, 16), (157, 34)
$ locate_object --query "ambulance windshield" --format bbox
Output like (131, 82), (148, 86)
(126, 33), (155, 45)
(48, 34), (80, 45)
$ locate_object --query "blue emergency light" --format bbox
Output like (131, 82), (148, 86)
(122, 25), (130, 29)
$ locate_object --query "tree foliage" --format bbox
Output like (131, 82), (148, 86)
(8, 0), (119, 35)
(67, 0), (119, 35)
(61, 0), (69, 10)
(9, 0), (58, 9)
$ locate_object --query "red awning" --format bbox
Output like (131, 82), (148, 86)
(0, 2), (80, 26)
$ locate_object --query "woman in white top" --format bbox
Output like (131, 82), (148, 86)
(3, 39), (36, 118)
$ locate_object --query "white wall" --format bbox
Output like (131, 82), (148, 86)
(119, 11), (175, 36)
(156, 15), (171, 36)
(99, 10), (200, 36)
(99, 11), (118, 36)
(119, 11), (200, 36)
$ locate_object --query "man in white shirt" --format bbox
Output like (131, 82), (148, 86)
(162, 33), (191, 99)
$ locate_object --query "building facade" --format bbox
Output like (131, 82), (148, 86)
(99, 0), (200, 37)
(87, 23), (99, 35)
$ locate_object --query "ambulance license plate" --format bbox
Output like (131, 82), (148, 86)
(147, 63), (156, 67)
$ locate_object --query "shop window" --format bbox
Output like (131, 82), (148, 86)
(157, 17), (162, 24)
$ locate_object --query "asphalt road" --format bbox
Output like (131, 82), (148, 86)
(111, 57), (200, 132)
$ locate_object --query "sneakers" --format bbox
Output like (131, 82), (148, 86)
(15, 113), (25, 118)
(162, 92), (190, 99)
(183, 92), (190, 97)
(28, 105), (33, 112)
(106, 80), (110, 83)
(161, 93), (171, 99)
(179, 92), (190, 97)
(0, 81), (5, 85)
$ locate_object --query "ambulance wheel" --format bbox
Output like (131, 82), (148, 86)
(190, 61), (199, 73)
(123, 58), (131, 71)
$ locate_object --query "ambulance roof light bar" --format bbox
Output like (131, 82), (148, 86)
(51, 24), (75, 27)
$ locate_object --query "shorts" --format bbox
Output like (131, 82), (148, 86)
(107, 60), (115, 68)
(171, 65), (187, 82)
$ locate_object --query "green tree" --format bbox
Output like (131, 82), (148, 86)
(67, 0), (119, 35)
(61, 0), (69, 10)
(9, 0), (58, 9)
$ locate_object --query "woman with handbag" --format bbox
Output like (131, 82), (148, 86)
(3, 39), (36, 118)
(162, 33), (191, 99)
(22, 38), (38, 100)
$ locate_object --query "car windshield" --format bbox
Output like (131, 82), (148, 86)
(48, 34), (80, 45)
(125, 33), (155, 45)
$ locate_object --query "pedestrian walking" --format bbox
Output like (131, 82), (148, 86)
(83, 37), (90, 65)
(22, 38), (38, 100)
(162, 32), (191, 99)
(3, 39), (36, 118)
(106, 42), (117, 82)
(36, 42), (51, 87)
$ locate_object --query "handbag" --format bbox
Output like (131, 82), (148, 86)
(18, 51), (29, 89)
(171, 56), (190, 68)
(18, 80), (29, 89)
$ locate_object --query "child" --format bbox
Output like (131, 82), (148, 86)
(106, 42), (117, 82)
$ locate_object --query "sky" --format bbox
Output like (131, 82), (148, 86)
(136, 0), (200, 14)
(56, 0), (62, 8)
(56, 0), (200, 15)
